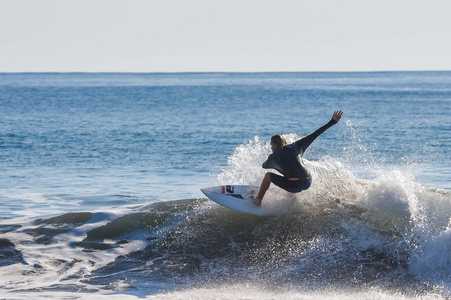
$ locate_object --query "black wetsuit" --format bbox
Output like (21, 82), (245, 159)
(262, 119), (337, 193)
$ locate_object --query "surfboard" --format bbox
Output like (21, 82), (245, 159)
(201, 185), (278, 216)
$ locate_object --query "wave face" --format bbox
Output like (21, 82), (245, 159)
(1, 156), (450, 298)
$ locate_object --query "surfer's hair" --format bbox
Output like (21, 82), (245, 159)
(271, 134), (287, 149)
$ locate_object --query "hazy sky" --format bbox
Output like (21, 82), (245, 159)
(1, 0), (450, 72)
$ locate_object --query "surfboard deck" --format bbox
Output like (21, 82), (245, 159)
(201, 185), (278, 216)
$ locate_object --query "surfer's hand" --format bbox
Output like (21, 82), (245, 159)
(332, 110), (343, 122)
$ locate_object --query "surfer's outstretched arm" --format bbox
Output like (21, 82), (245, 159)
(295, 110), (343, 154)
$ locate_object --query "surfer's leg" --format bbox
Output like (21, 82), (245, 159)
(256, 172), (271, 205)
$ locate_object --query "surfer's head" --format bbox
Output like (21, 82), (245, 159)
(270, 134), (286, 152)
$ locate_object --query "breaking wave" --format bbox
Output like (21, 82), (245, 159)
(0, 136), (450, 299)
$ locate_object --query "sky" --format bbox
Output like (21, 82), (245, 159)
(1, 0), (451, 72)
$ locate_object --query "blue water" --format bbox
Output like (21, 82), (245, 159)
(0, 72), (450, 299)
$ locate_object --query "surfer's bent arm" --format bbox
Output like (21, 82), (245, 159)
(262, 154), (274, 169)
(295, 111), (342, 154)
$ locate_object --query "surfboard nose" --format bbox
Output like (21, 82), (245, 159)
(201, 186), (221, 195)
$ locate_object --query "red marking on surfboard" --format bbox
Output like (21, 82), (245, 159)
(222, 186), (225, 194)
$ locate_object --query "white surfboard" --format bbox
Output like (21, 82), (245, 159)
(201, 185), (278, 216)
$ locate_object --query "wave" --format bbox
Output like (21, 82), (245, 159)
(0, 183), (450, 297)
(0, 137), (450, 298)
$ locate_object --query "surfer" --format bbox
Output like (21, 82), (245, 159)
(253, 111), (343, 206)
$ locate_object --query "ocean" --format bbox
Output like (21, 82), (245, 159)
(0, 72), (450, 299)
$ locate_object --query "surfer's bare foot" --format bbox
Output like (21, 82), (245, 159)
(250, 190), (262, 207)
(252, 197), (262, 207)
